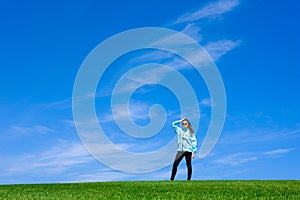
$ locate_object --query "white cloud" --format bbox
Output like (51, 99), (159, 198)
(99, 101), (154, 124)
(214, 152), (258, 166)
(45, 98), (72, 110)
(200, 98), (211, 107)
(285, 129), (300, 136)
(125, 66), (173, 84)
(9, 125), (54, 135)
(171, 48), (212, 68)
(174, 0), (240, 24)
(263, 148), (292, 156)
(82, 142), (176, 174)
(6, 141), (93, 174)
(205, 39), (240, 61)
(204, 113), (299, 170)
(46, 93), (96, 110)
(138, 40), (240, 71)
(221, 127), (300, 146)
(59, 119), (76, 129)
(181, 23), (202, 42)
(212, 147), (293, 167)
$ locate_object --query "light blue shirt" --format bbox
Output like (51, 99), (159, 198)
(172, 120), (197, 154)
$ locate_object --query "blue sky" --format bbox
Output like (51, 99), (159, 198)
(1, 0), (300, 184)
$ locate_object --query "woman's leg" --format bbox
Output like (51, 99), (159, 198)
(170, 151), (185, 180)
(184, 152), (192, 180)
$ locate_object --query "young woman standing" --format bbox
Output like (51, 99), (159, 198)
(170, 118), (197, 181)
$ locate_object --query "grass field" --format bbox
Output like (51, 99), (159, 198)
(0, 180), (299, 199)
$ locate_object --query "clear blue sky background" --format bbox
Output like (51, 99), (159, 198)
(1, 0), (299, 184)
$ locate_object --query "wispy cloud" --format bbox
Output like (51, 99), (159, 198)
(285, 128), (300, 136)
(45, 92), (96, 110)
(9, 125), (54, 135)
(221, 127), (300, 146)
(126, 36), (239, 78)
(99, 101), (155, 123)
(212, 148), (292, 167)
(216, 112), (300, 147)
(263, 148), (292, 156)
(6, 141), (93, 174)
(205, 39), (241, 61)
(45, 98), (72, 110)
(200, 98), (211, 107)
(77, 1), (241, 104)
(180, 23), (202, 42)
(213, 152), (259, 166)
(174, 0), (240, 24)
(197, 112), (299, 178)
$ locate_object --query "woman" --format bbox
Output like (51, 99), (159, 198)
(170, 117), (197, 181)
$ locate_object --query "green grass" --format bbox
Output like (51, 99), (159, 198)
(0, 180), (299, 199)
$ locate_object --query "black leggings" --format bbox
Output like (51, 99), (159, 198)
(170, 151), (192, 180)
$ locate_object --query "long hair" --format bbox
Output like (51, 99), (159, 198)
(182, 119), (195, 134)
